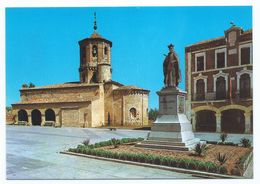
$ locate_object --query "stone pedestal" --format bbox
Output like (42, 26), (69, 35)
(135, 87), (199, 151)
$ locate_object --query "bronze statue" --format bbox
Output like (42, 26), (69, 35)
(163, 44), (181, 88)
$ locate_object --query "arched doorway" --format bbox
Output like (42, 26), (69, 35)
(31, 109), (42, 126)
(45, 109), (55, 122)
(216, 76), (226, 100)
(18, 109), (28, 122)
(196, 110), (216, 132)
(221, 109), (245, 133)
(196, 79), (205, 100)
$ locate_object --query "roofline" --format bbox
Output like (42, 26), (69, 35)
(113, 88), (150, 93)
(78, 37), (112, 47)
(104, 80), (124, 87)
(20, 83), (100, 92)
(12, 100), (92, 106)
(185, 29), (252, 50)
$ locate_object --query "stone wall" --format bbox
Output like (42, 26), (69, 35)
(20, 86), (99, 103)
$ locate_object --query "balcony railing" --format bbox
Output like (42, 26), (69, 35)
(192, 89), (252, 101)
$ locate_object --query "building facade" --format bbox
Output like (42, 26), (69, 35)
(185, 25), (252, 134)
(11, 17), (149, 128)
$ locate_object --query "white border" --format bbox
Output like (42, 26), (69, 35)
(1, 1), (258, 184)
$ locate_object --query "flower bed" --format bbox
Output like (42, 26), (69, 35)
(68, 138), (252, 176)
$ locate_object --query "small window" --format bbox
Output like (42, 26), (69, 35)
(92, 45), (98, 57)
(217, 52), (225, 68)
(241, 47), (250, 65)
(130, 108), (137, 118)
(104, 47), (108, 55)
(197, 56), (204, 71)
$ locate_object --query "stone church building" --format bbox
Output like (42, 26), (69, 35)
(11, 17), (149, 128)
(185, 24), (252, 134)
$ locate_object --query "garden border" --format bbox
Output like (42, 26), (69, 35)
(60, 151), (244, 179)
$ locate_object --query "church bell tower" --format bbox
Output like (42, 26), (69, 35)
(78, 13), (112, 83)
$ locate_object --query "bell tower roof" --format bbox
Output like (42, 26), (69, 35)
(78, 12), (112, 46)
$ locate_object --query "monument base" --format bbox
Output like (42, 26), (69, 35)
(135, 87), (199, 151)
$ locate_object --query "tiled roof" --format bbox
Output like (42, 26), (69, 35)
(90, 32), (103, 39)
(113, 85), (149, 92)
(12, 100), (92, 105)
(20, 82), (99, 90)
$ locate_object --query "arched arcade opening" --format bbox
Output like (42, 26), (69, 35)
(221, 109), (245, 133)
(45, 109), (56, 122)
(31, 109), (42, 126)
(18, 109), (28, 122)
(196, 110), (216, 132)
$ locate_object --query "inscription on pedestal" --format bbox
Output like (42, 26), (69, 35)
(159, 95), (177, 115)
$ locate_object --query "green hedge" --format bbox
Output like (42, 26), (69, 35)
(69, 145), (228, 175)
(83, 137), (144, 149)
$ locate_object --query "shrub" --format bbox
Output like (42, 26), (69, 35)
(111, 138), (121, 148)
(192, 143), (209, 156)
(153, 156), (161, 165)
(215, 152), (228, 165)
(198, 162), (207, 171)
(177, 159), (187, 169)
(205, 162), (218, 173)
(160, 157), (171, 166)
(82, 139), (90, 146)
(185, 159), (198, 170)
(68, 148), (75, 152)
(220, 132), (228, 143)
(138, 154), (146, 163)
(137, 137), (144, 141)
(240, 137), (251, 148)
(218, 166), (228, 174)
(169, 158), (179, 167)
(145, 154), (155, 164)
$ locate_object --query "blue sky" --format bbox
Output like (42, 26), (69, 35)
(6, 7), (252, 109)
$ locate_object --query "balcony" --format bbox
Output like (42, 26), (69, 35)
(192, 89), (252, 102)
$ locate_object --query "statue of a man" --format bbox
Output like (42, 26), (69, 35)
(163, 44), (181, 88)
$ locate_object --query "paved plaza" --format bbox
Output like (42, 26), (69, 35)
(6, 126), (253, 179)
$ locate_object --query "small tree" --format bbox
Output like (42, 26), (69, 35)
(6, 106), (12, 112)
(22, 84), (28, 88)
(148, 108), (158, 121)
(29, 82), (35, 88)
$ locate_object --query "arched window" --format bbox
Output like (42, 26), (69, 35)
(196, 79), (205, 100)
(130, 108), (137, 118)
(216, 76), (226, 100)
(92, 45), (98, 57)
(240, 73), (251, 98)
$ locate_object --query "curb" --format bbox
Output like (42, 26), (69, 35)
(60, 151), (244, 179)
